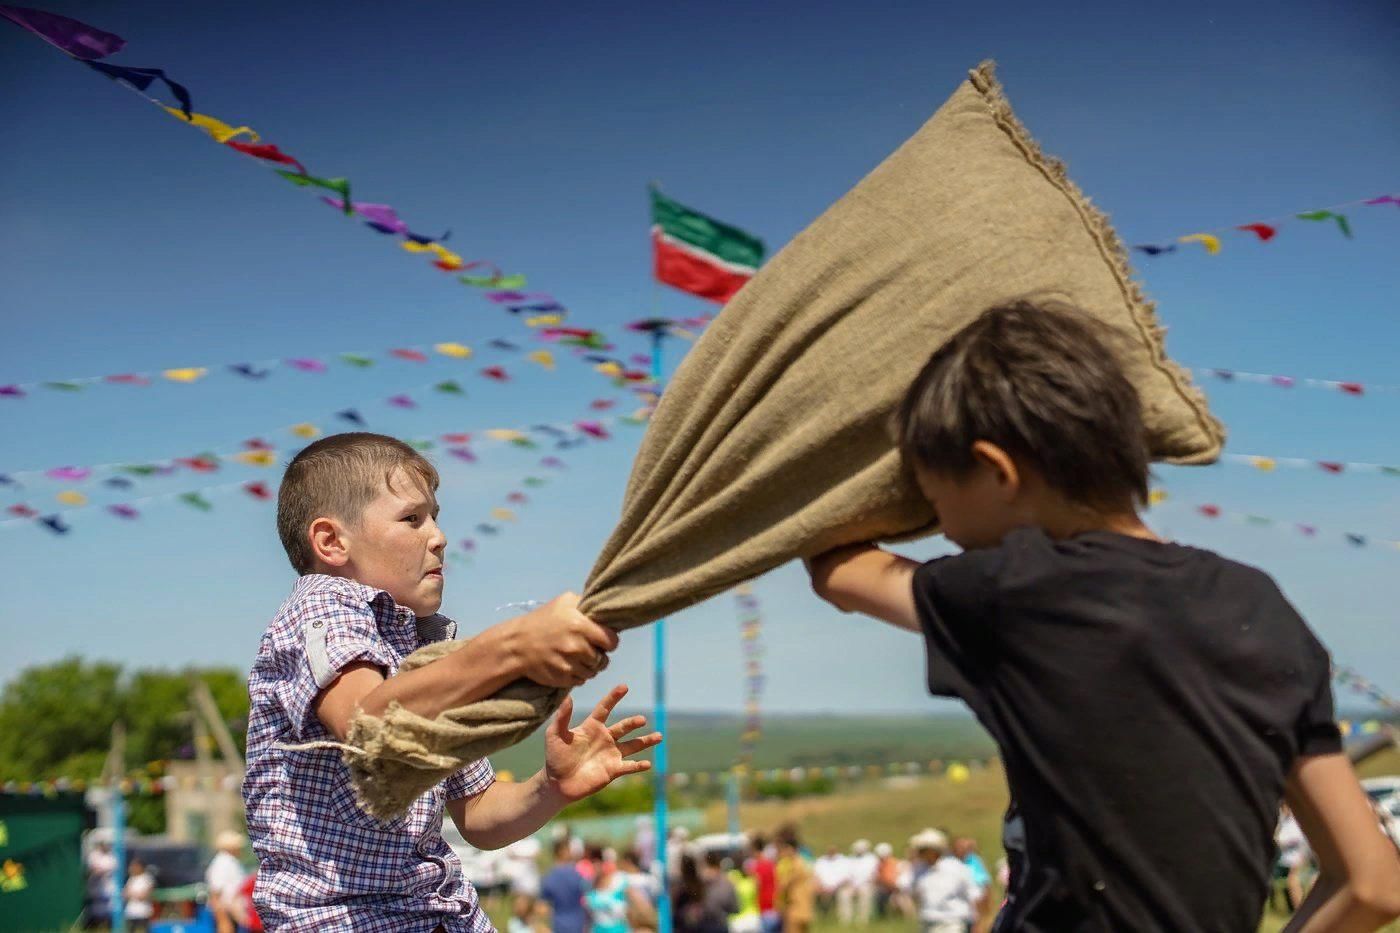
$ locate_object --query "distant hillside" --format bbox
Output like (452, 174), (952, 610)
(488, 711), (997, 777)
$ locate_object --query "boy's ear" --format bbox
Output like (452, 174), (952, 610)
(970, 440), (1021, 500)
(308, 516), (351, 568)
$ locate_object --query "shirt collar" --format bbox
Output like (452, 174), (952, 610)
(294, 574), (457, 643)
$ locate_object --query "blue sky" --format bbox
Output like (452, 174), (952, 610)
(1, 0), (1397, 716)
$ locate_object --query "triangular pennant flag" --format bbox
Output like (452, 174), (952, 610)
(1296, 210), (1352, 238)
(490, 508), (516, 522)
(0, 385), (25, 398)
(179, 491), (213, 511)
(1178, 233), (1221, 254)
(56, 490), (87, 506)
(388, 395), (416, 409)
(447, 447), (476, 463)
(460, 273), (528, 289)
(489, 339), (521, 352)
(433, 381), (465, 395)
(528, 350), (556, 370)
(481, 366), (509, 382)
(163, 367), (208, 383)
(243, 482), (272, 500)
(229, 363), (269, 379)
(164, 107), (259, 144)
(391, 348), (429, 363)
(407, 439), (434, 451)
(234, 450), (276, 467)
(1364, 195), (1400, 207)
(7, 504), (37, 518)
(44, 381), (84, 391)
(336, 409), (365, 425)
(1236, 223), (1277, 241)
(224, 140), (306, 174)
(290, 424), (320, 438)
(275, 170), (351, 207)
(0, 5), (126, 59)
(84, 62), (192, 119)
(39, 514), (70, 534)
(435, 342), (472, 359)
(103, 477), (133, 489)
(339, 353), (374, 368)
(108, 504), (139, 519)
(286, 358), (327, 373)
(1131, 244), (1177, 257)
(106, 373), (151, 386)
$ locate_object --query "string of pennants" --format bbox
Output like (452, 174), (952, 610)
(1335, 664), (1399, 714)
(0, 378), (639, 490)
(0, 6), (701, 408)
(1, 407), (642, 533)
(1193, 368), (1398, 397)
(1147, 490), (1400, 552)
(0, 335), (598, 400)
(735, 585), (764, 770)
(1217, 452), (1400, 478)
(1132, 194), (1399, 257)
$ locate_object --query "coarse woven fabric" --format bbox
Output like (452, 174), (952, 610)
(340, 60), (1224, 818)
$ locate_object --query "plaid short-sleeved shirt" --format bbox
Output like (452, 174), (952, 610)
(244, 574), (496, 932)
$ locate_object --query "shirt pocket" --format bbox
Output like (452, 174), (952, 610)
(329, 776), (415, 835)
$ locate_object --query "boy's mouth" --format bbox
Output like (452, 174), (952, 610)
(425, 567), (443, 578)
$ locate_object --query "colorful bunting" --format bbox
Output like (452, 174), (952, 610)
(1150, 490), (1400, 553)
(165, 108), (258, 144)
(224, 140), (306, 174)
(275, 170), (351, 208)
(1132, 194), (1393, 257)
(83, 61), (192, 119)
(734, 583), (765, 769)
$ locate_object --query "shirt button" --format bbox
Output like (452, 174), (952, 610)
(312, 621), (323, 628)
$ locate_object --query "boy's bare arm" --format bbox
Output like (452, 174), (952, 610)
(1283, 752), (1400, 932)
(806, 543), (921, 632)
(315, 593), (618, 741)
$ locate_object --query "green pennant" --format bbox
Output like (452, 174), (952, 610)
(275, 170), (352, 211)
(179, 492), (213, 511)
(1245, 515), (1272, 526)
(121, 464), (162, 476)
(433, 380), (465, 395)
(459, 273), (528, 289)
(339, 353), (374, 368)
(523, 477), (546, 488)
(509, 438), (539, 450)
(407, 439), (435, 451)
(1295, 210), (1353, 239)
(1381, 466), (1400, 477)
(44, 381), (84, 392)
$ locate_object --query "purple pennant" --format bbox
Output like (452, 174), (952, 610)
(388, 395), (416, 409)
(45, 466), (90, 481)
(0, 5), (127, 60)
(485, 291), (550, 305)
(1364, 195), (1400, 207)
(447, 446), (476, 463)
(0, 385), (24, 398)
(540, 456), (565, 469)
(1211, 369), (1235, 381)
(320, 198), (409, 233)
(1270, 375), (1295, 388)
(1296, 524), (1317, 537)
(38, 514), (70, 534)
(630, 354), (651, 366)
(286, 358), (327, 373)
(108, 504), (139, 519)
(459, 539), (476, 552)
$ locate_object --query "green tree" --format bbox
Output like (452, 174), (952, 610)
(0, 658), (123, 782)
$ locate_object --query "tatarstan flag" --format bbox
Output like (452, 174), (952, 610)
(651, 188), (764, 303)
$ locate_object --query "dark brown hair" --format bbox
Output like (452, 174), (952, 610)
(276, 432), (439, 574)
(896, 301), (1149, 509)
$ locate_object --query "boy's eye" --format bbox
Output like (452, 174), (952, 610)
(403, 514), (418, 523)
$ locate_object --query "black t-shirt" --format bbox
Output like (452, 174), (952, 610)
(912, 527), (1341, 932)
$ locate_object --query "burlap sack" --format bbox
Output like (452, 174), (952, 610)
(336, 60), (1224, 819)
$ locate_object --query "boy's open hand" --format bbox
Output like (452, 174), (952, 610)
(510, 592), (619, 688)
(544, 685), (661, 803)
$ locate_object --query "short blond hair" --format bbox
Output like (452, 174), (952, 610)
(276, 433), (439, 574)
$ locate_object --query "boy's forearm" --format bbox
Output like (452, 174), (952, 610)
(1284, 873), (1400, 933)
(455, 769), (569, 850)
(357, 623), (524, 722)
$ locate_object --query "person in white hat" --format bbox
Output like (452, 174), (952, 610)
(846, 839), (879, 925)
(911, 830), (978, 933)
(206, 831), (248, 933)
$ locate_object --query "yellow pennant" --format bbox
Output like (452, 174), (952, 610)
(234, 450), (276, 467)
(528, 350), (556, 370)
(1250, 457), (1277, 472)
(164, 107), (260, 143)
(491, 507), (517, 522)
(401, 241), (436, 254)
(595, 361), (623, 377)
(163, 367), (208, 383)
(57, 490), (88, 506)
(486, 429), (526, 442)
(434, 342), (473, 359)
(290, 423), (320, 438)
(1178, 233), (1221, 255)
(525, 314), (564, 328)
(1148, 489), (1168, 506)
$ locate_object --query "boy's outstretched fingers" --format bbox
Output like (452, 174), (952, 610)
(552, 694), (576, 738)
(589, 683), (629, 723)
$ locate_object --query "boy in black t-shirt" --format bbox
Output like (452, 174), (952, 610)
(805, 302), (1400, 931)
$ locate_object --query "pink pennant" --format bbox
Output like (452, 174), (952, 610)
(507, 492), (528, 504)
(7, 504), (37, 518)
(447, 447), (477, 463)
(630, 354), (651, 366)
(105, 373), (151, 386)
(576, 421), (610, 439)
(541, 457), (565, 469)
(1270, 375), (1295, 388)
(1198, 504), (1221, 518)
(485, 291), (550, 304)
(244, 438), (273, 450)
(1296, 524), (1317, 537)
(1317, 462), (1345, 474)
(108, 504), (139, 519)
(0, 385), (24, 398)
(388, 395), (416, 409)
(441, 433), (472, 444)
(244, 481), (273, 500)
(46, 466), (90, 482)
(391, 348), (429, 363)
(590, 399), (616, 410)
(287, 358), (327, 373)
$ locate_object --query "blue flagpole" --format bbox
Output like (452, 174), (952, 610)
(649, 328), (672, 933)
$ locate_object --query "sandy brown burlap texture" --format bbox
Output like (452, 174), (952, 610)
(337, 61), (1225, 819)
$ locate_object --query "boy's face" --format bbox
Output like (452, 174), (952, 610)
(914, 446), (1030, 550)
(339, 466), (447, 616)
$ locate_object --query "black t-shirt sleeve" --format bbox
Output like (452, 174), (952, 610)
(1296, 652), (1343, 757)
(911, 547), (1002, 708)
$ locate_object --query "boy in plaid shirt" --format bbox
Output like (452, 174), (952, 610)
(244, 433), (660, 932)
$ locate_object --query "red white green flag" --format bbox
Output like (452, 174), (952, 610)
(651, 187), (765, 303)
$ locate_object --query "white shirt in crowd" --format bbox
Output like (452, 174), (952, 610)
(916, 856), (979, 924)
(501, 837), (543, 897)
(205, 851), (246, 908)
(814, 854), (851, 892)
(124, 871), (156, 921)
(847, 853), (879, 888)
(1276, 813), (1310, 869)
